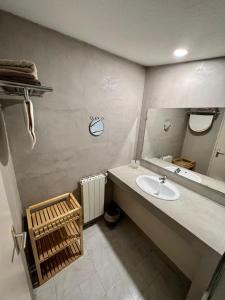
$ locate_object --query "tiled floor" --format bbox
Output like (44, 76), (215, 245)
(33, 216), (190, 300)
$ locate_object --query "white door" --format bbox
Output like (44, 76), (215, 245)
(0, 174), (31, 300)
(0, 110), (31, 300)
(208, 114), (225, 181)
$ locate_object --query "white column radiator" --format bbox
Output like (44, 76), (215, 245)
(80, 173), (106, 224)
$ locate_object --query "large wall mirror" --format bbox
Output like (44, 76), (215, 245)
(142, 107), (225, 193)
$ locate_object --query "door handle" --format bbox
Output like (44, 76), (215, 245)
(216, 151), (225, 157)
(11, 226), (27, 263)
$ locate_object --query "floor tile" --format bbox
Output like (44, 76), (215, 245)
(62, 285), (84, 300)
(53, 255), (96, 299)
(34, 216), (189, 300)
(88, 245), (115, 272)
(33, 280), (57, 300)
(159, 264), (190, 300)
(97, 261), (121, 291)
(79, 273), (107, 300)
(107, 279), (135, 300)
(122, 275), (150, 300)
(148, 272), (175, 300)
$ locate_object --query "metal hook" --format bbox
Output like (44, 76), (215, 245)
(90, 116), (104, 121)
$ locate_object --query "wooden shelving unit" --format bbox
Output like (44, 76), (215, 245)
(172, 157), (196, 170)
(26, 193), (83, 285)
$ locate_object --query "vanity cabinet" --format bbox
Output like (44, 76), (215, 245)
(109, 165), (224, 300)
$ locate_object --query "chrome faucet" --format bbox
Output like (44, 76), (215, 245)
(155, 175), (167, 195)
(159, 175), (167, 184)
(174, 168), (181, 174)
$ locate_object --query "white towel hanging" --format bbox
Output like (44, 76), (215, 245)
(23, 88), (36, 149)
(189, 114), (214, 132)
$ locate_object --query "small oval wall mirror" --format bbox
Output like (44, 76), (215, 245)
(89, 117), (104, 136)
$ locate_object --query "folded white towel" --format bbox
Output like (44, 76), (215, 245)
(0, 59), (38, 79)
(0, 69), (36, 79)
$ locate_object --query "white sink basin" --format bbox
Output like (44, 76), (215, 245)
(136, 175), (180, 201)
(165, 166), (202, 183)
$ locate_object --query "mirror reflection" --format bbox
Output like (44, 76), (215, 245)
(142, 108), (225, 185)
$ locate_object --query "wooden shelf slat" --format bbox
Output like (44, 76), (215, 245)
(32, 204), (79, 232)
(36, 221), (80, 263)
(41, 243), (81, 282)
(27, 193), (80, 239)
(29, 193), (80, 230)
(34, 215), (80, 240)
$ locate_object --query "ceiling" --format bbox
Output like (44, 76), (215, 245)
(0, 0), (225, 66)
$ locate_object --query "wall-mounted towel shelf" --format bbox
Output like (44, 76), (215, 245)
(0, 80), (53, 107)
(186, 108), (219, 120)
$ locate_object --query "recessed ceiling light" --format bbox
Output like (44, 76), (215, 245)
(173, 48), (188, 57)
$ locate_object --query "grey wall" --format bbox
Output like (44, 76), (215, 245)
(137, 58), (225, 158)
(142, 108), (188, 159)
(181, 110), (225, 174)
(0, 11), (145, 208)
(2, 10), (225, 209)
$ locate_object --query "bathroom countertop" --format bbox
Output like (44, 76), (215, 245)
(148, 157), (225, 195)
(108, 165), (225, 255)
